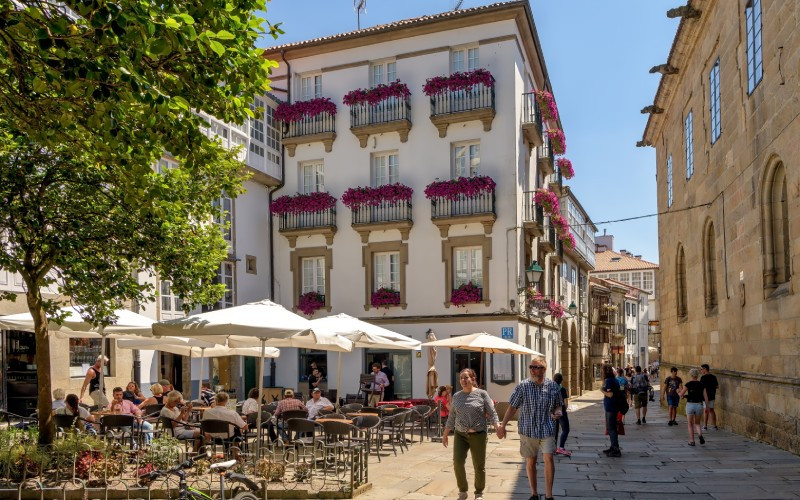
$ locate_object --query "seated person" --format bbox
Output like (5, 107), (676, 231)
(137, 383), (166, 410)
(305, 388), (334, 419)
(159, 378), (174, 394)
(160, 390), (203, 449)
(108, 386), (154, 445)
(200, 382), (216, 407)
(202, 392), (248, 442)
(241, 388), (261, 415)
(52, 388), (67, 413)
(55, 394), (96, 434)
(123, 381), (144, 405)
(270, 389), (306, 440)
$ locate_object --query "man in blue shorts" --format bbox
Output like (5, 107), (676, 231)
(662, 367), (682, 426)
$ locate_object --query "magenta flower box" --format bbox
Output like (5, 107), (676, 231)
(547, 129), (566, 155)
(534, 90), (559, 123)
(275, 97), (337, 123)
(423, 69), (494, 96)
(344, 81), (411, 107)
(424, 175), (496, 201)
(298, 291), (325, 316)
(341, 183), (413, 210)
(557, 157), (574, 179)
(534, 188), (560, 215)
(451, 282), (483, 307)
(271, 192), (337, 216)
(371, 287), (401, 308)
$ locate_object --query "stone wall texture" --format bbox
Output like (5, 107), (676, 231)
(647, 0), (800, 454)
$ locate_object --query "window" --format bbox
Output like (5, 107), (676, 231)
(625, 303), (630, 316)
(372, 152), (399, 186)
(69, 339), (111, 377)
(454, 247), (483, 288)
(157, 158), (178, 174)
(643, 272), (654, 293)
(703, 220), (718, 314)
(245, 255), (257, 275)
(264, 104), (281, 166)
(762, 161), (791, 292)
(302, 257), (325, 295)
(676, 245), (688, 320)
(451, 47), (479, 72)
(159, 280), (185, 320)
(631, 271), (642, 290)
(608, 273), (619, 282)
(667, 154), (673, 207)
(453, 142), (480, 178)
(215, 261), (235, 309)
(249, 98), (265, 158)
(371, 61), (397, 86)
(709, 59), (721, 144)
(374, 252), (400, 291)
(619, 272), (630, 285)
(300, 74), (322, 100)
(685, 111), (694, 179)
(746, 0), (763, 93)
(299, 349), (327, 385)
(213, 195), (233, 243)
(301, 161), (324, 193)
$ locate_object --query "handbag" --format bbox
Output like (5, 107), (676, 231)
(617, 417), (625, 436)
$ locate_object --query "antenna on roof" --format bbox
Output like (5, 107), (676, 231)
(354, 0), (366, 29)
(453, 0), (465, 10)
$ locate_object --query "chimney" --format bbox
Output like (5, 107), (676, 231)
(620, 249), (626, 255)
(635, 255), (642, 259)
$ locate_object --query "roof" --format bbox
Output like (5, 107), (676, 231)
(265, 1), (525, 53)
(593, 250), (659, 272)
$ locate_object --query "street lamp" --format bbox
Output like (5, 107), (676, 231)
(525, 261), (544, 286)
(568, 301), (577, 315)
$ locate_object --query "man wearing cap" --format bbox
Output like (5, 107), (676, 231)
(306, 388), (334, 419)
(159, 379), (174, 394)
(271, 389), (306, 441)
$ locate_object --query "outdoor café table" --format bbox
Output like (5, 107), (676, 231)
(377, 400), (413, 408)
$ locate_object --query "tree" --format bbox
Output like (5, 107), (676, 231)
(0, 0), (281, 444)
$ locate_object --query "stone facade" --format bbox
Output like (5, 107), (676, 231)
(642, 0), (800, 453)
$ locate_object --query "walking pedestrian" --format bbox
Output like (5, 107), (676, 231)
(601, 364), (622, 457)
(616, 367), (630, 407)
(79, 355), (109, 408)
(443, 368), (498, 500)
(631, 365), (651, 424)
(677, 368), (709, 446)
(552, 373), (571, 457)
(700, 364), (719, 430)
(497, 356), (562, 500)
(662, 367), (683, 425)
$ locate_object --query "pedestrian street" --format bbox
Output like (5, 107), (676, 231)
(360, 388), (800, 499)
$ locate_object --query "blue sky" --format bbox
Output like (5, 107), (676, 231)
(260, 0), (680, 263)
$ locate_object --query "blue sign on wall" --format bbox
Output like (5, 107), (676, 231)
(501, 327), (514, 340)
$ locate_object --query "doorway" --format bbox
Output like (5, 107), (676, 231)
(160, 352), (184, 393)
(451, 350), (486, 387)
(364, 350), (412, 400)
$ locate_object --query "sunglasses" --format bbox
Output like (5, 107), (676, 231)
(529, 365), (545, 370)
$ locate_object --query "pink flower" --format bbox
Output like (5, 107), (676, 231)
(341, 183), (413, 210)
(298, 291), (325, 316)
(275, 97), (337, 123)
(557, 157), (574, 179)
(534, 188), (560, 216)
(547, 129), (566, 155)
(424, 175), (496, 200)
(423, 69), (494, 96)
(451, 282), (483, 307)
(534, 90), (559, 122)
(343, 81), (411, 106)
(371, 287), (401, 308)
(549, 300), (565, 319)
(270, 192), (337, 215)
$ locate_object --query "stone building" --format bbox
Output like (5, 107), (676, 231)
(641, 0), (799, 453)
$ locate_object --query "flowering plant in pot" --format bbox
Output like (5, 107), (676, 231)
(298, 291), (325, 316)
(557, 157), (574, 179)
(549, 300), (565, 319)
(534, 90), (559, 122)
(270, 192), (336, 215)
(343, 80), (411, 106)
(525, 286), (543, 304)
(274, 97), (337, 123)
(424, 175), (496, 200)
(371, 287), (401, 308)
(341, 183), (413, 210)
(423, 68), (494, 96)
(547, 129), (566, 155)
(451, 282), (482, 307)
(533, 188), (560, 215)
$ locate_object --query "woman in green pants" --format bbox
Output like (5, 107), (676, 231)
(442, 368), (499, 500)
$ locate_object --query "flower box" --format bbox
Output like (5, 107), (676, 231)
(342, 183), (413, 210)
(534, 90), (559, 123)
(271, 192), (337, 216)
(344, 81), (411, 106)
(533, 188), (560, 216)
(451, 282), (483, 307)
(557, 157), (574, 179)
(549, 300), (565, 319)
(424, 175), (496, 201)
(371, 287), (401, 308)
(275, 97), (337, 123)
(547, 129), (566, 155)
(423, 69), (494, 96)
(298, 291), (325, 316)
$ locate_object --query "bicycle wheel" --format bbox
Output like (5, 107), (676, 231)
(231, 492), (260, 500)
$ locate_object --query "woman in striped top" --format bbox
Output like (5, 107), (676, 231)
(443, 368), (499, 500)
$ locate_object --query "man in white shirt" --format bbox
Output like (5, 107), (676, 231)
(202, 391), (248, 440)
(305, 388), (333, 419)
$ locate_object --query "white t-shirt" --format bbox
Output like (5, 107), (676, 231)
(202, 406), (246, 439)
(55, 406), (91, 430)
(306, 397), (333, 419)
(241, 398), (259, 415)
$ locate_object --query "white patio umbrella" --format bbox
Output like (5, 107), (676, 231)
(0, 306), (154, 402)
(151, 299), (351, 458)
(310, 313), (421, 406)
(422, 332), (543, 386)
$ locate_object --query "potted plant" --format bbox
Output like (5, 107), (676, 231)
(534, 90), (559, 122)
(451, 282), (483, 307)
(270, 192), (337, 216)
(343, 80), (411, 106)
(298, 291), (325, 316)
(341, 183), (413, 210)
(557, 157), (574, 179)
(533, 188), (560, 216)
(274, 97), (337, 123)
(424, 175), (496, 201)
(547, 129), (566, 155)
(371, 287), (401, 308)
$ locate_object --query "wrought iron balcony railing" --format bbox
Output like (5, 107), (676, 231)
(537, 134), (555, 175)
(522, 192), (545, 226)
(283, 112), (336, 139)
(430, 82), (495, 116)
(430, 191), (495, 219)
(521, 92), (544, 148)
(350, 96), (410, 128)
(277, 207), (337, 231)
(352, 200), (412, 225)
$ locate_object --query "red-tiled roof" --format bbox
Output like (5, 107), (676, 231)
(593, 250), (659, 272)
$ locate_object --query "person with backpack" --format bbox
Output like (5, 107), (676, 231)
(631, 365), (651, 425)
(601, 364), (623, 457)
(616, 367), (631, 408)
(662, 367), (683, 426)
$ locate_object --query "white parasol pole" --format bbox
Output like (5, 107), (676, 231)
(98, 327), (106, 408)
(255, 338), (266, 459)
(335, 351), (342, 409)
(198, 347), (205, 400)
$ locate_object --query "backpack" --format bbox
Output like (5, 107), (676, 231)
(614, 388), (629, 415)
(632, 374), (650, 394)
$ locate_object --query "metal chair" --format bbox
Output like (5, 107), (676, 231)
(358, 407), (380, 415)
(320, 420), (365, 488)
(342, 403), (363, 412)
(350, 414), (382, 463)
(200, 419), (243, 458)
(53, 414), (79, 436)
(100, 414), (136, 448)
(320, 412), (346, 420)
(408, 405), (433, 443)
(317, 408), (337, 417)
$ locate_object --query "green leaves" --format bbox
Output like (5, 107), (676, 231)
(208, 40), (225, 56)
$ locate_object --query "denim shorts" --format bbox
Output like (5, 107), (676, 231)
(666, 394), (680, 408)
(685, 402), (704, 416)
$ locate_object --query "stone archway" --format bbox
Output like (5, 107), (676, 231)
(570, 322), (580, 396)
(559, 321), (571, 391)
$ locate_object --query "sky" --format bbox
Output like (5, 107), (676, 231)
(259, 0), (681, 264)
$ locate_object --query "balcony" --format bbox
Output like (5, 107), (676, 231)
(521, 92), (544, 150)
(430, 190), (496, 237)
(429, 82), (496, 138)
(548, 169), (564, 197)
(277, 207), (337, 248)
(282, 112), (336, 157)
(538, 223), (556, 254)
(351, 199), (413, 243)
(593, 308), (618, 325)
(537, 135), (555, 176)
(349, 96), (412, 147)
(551, 237), (564, 264)
(522, 192), (544, 237)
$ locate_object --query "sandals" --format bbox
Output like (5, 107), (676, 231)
(688, 441), (695, 446)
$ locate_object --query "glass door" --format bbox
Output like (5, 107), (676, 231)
(364, 350), (412, 400)
(452, 350), (485, 388)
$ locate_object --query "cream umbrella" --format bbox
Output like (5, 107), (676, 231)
(422, 332), (543, 387)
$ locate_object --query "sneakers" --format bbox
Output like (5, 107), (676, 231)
(714, 425), (719, 430)
(703, 425), (708, 430)
(555, 447), (572, 456)
(474, 495), (484, 500)
(699, 435), (705, 445)
(668, 420), (674, 426)
(607, 448), (621, 457)
(636, 419), (641, 425)
(642, 417), (646, 424)
(457, 493), (468, 500)
(528, 496), (540, 500)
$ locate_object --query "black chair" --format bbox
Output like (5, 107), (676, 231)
(159, 415), (200, 453)
(320, 420), (365, 488)
(317, 408), (337, 417)
(143, 404), (164, 418)
(245, 411), (272, 447)
(350, 414), (382, 463)
(100, 414), (136, 447)
(324, 389), (338, 404)
(358, 407), (380, 415)
(53, 414), (79, 436)
(408, 405), (433, 443)
(343, 403), (363, 412)
(200, 419), (242, 458)
(320, 412), (346, 420)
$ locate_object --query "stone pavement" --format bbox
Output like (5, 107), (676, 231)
(360, 388), (800, 499)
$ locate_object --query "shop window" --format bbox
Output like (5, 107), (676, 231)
(69, 338), (111, 378)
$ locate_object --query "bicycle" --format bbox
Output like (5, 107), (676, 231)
(140, 449), (261, 500)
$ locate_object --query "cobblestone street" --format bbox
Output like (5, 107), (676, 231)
(361, 388), (800, 499)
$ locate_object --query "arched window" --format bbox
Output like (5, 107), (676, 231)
(676, 244), (688, 320)
(762, 160), (791, 296)
(703, 220), (718, 314)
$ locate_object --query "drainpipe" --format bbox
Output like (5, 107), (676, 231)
(268, 50), (291, 385)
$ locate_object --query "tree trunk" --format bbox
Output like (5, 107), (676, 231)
(26, 289), (54, 445)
